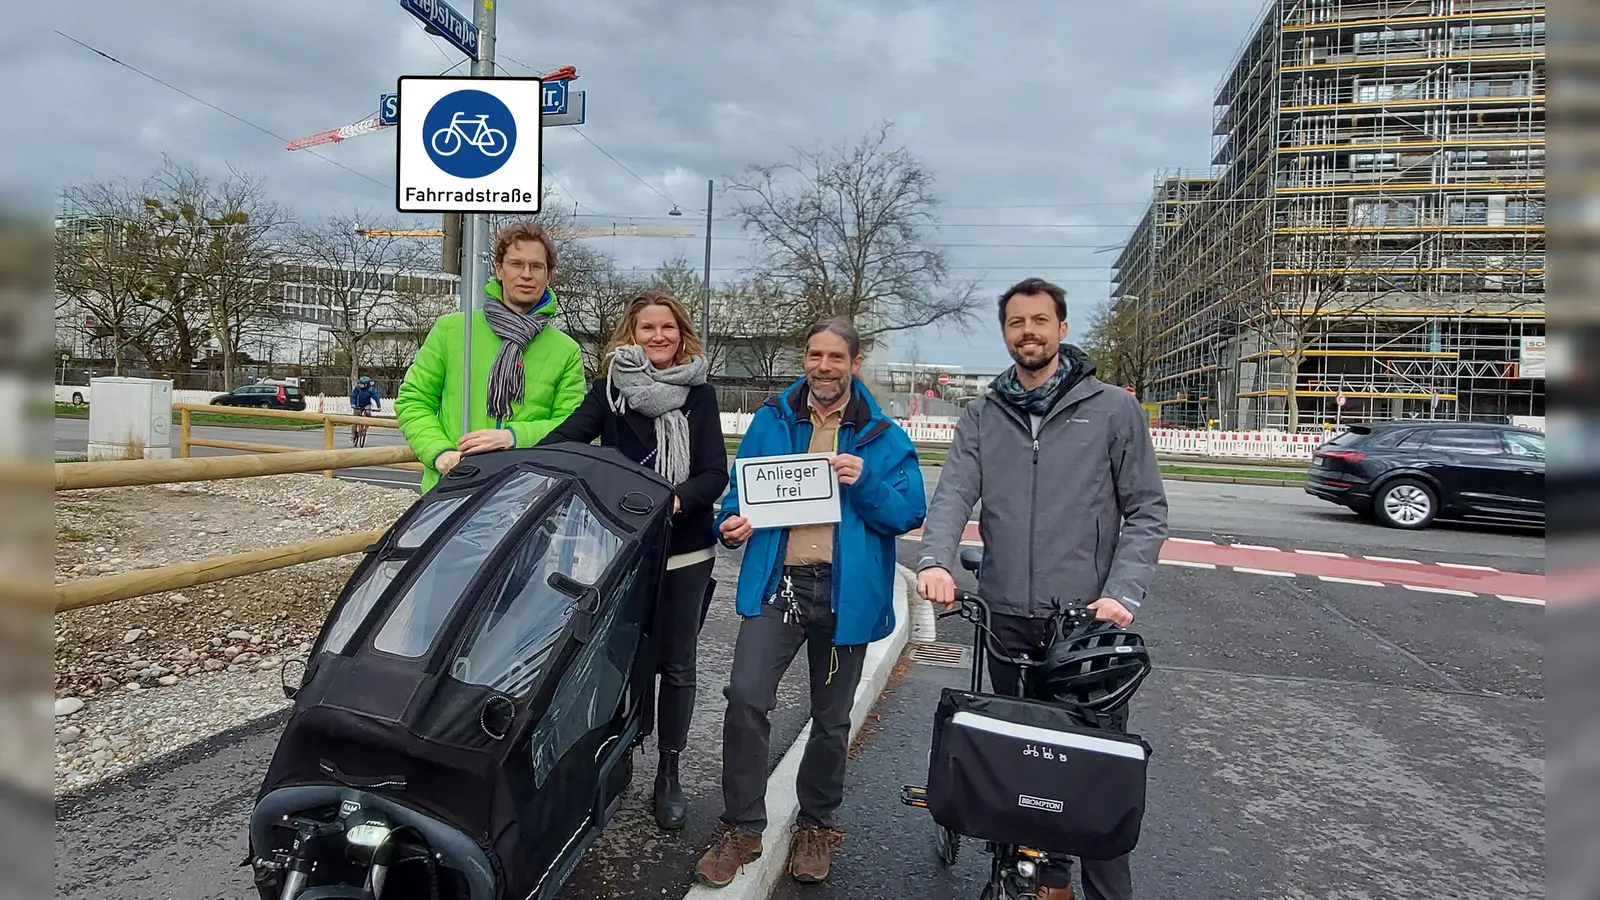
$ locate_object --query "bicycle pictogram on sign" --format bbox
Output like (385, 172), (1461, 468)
(422, 89), (518, 179)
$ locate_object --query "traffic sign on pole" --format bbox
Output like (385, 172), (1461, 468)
(937, 373), (951, 386)
(395, 75), (544, 213)
(1335, 391), (1347, 408)
(398, 0), (479, 60)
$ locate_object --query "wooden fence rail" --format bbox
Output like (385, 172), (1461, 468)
(56, 530), (383, 613)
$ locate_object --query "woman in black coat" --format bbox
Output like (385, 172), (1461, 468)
(539, 289), (728, 831)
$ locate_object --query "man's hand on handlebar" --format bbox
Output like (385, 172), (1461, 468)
(1088, 597), (1134, 627)
(917, 566), (957, 609)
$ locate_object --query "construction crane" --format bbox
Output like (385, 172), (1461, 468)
(286, 66), (579, 151)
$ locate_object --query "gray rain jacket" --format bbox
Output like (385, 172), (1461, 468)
(916, 346), (1169, 619)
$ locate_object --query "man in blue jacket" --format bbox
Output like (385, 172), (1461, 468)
(696, 317), (925, 888)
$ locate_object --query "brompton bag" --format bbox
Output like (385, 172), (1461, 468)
(925, 688), (1153, 860)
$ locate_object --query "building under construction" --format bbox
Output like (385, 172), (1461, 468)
(1112, 0), (1545, 431)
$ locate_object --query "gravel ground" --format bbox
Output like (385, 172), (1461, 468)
(54, 474), (416, 794)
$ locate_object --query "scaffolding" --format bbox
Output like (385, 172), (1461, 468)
(1115, 0), (1546, 431)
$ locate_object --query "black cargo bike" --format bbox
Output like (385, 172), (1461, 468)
(245, 444), (680, 900)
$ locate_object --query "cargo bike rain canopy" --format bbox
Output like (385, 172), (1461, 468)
(252, 444), (677, 900)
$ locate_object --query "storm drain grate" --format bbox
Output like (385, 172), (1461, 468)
(909, 641), (970, 669)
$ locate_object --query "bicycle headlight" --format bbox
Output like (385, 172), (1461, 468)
(345, 820), (394, 865)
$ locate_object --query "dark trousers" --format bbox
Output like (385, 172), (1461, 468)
(719, 564), (867, 834)
(644, 558), (715, 752)
(987, 613), (1135, 900)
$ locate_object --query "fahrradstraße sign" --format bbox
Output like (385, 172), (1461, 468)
(395, 75), (544, 213)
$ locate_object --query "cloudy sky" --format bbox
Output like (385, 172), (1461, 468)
(28, 0), (1268, 371)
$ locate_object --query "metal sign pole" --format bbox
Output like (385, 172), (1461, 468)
(458, 0), (497, 433)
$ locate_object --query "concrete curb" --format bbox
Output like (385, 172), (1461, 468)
(682, 563), (915, 900)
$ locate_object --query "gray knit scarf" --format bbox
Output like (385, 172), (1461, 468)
(483, 295), (552, 421)
(605, 344), (708, 485)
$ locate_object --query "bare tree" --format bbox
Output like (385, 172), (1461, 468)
(1079, 296), (1157, 399)
(728, 122), (978, 340)
(55, 180), (169, 374)
(291, 213), (433, 385)
(709, 275), (805, 380)
(1229, 228), (1403, 432)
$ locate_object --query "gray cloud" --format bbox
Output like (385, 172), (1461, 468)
(26, 0), (1266, 371)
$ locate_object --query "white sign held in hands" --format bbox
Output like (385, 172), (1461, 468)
(735, 452), (841, 530)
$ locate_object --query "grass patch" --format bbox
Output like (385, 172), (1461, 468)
(56, 403), (319, 430)
(57, 524), (91, 542)
(1161, 464), (1304, 482)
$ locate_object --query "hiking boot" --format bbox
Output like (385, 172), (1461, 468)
(694, 826), (762, 888)
(787, 822), (843, 883)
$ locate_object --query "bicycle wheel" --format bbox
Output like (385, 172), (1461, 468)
(431, 127), (462, 156)
(935, 823), (960, 866)
(479, 128), (509, 156)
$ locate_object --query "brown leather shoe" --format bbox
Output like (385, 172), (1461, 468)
(1036, 885), (1075, 899)
(787, 823), (844, 883)
(695, 826), (763, 888)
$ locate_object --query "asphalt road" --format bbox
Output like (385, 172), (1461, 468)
(765, 554), (1544, 900)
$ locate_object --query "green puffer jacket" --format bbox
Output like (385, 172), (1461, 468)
(395, 280), (585, 492)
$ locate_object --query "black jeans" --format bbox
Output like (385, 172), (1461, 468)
(647, 558), (715, 753)
(987, 613), (1135, 900)
(719, 564), (867, 834)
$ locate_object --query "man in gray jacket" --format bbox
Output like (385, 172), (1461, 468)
(916, 277), (1168, 900)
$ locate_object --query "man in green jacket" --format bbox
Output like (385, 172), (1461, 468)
(395, 222), (586, 492)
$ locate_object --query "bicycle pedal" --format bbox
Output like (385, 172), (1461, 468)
(899, 784), (930, 808)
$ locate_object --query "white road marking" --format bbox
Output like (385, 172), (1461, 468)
(1233, 567), (1295, 577)
(1168, 537), (1217, 546)
(1498, 595), (1546, 606)
(1294, 549), (1349, 558)
(1229, 543), (1281, 552)
(1318, 576), (1385, 587)
(1363, 556), (1421, 564)
(1437, 562), (1500, 572)
(1402, 584), (1478, 597)
(1159, 559), (1217, 569)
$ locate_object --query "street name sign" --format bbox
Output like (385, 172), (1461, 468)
(398, 0), (479, 60)
(543, 90), (586, 127)
(542, 80), (568, 115)
(379, 92), (398, 126)
(396, 75), (544, 213)
(735, 452), (841, 530)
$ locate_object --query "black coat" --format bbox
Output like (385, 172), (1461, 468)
(539, 381), (729, 556)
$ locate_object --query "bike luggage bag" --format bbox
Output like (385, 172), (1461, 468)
(925, 687), (1153, 860)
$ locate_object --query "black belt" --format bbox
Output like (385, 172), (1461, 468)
(782, 563), (832, 579)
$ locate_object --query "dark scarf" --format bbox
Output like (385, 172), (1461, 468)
(993, 345), (1076, 417)
(482, 283), (553, 420)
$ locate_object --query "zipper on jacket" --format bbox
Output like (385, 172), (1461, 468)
(1029, 433), (1039, 617)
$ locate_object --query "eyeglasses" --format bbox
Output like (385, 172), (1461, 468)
(499, 260), (547, 274)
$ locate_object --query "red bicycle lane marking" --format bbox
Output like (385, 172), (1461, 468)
(904, 523), (1546, 601)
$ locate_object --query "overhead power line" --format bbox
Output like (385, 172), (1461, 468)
(54, 30), (393, 191)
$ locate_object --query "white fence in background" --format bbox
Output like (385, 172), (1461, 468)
(70, 385), (1540, 464)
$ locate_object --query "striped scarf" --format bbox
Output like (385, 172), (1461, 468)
(482, 294), (552, 421)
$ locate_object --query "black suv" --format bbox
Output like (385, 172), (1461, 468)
(1305, 420), (1544, 530)
(208, 382), (307, 411)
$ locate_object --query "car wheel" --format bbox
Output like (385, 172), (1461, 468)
(1375, 478), (1436, 530)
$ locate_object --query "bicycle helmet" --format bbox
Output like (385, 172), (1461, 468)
(1033, 613), (1151, 713)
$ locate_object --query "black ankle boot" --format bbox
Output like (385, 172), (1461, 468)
(653, 750), (687, 830)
